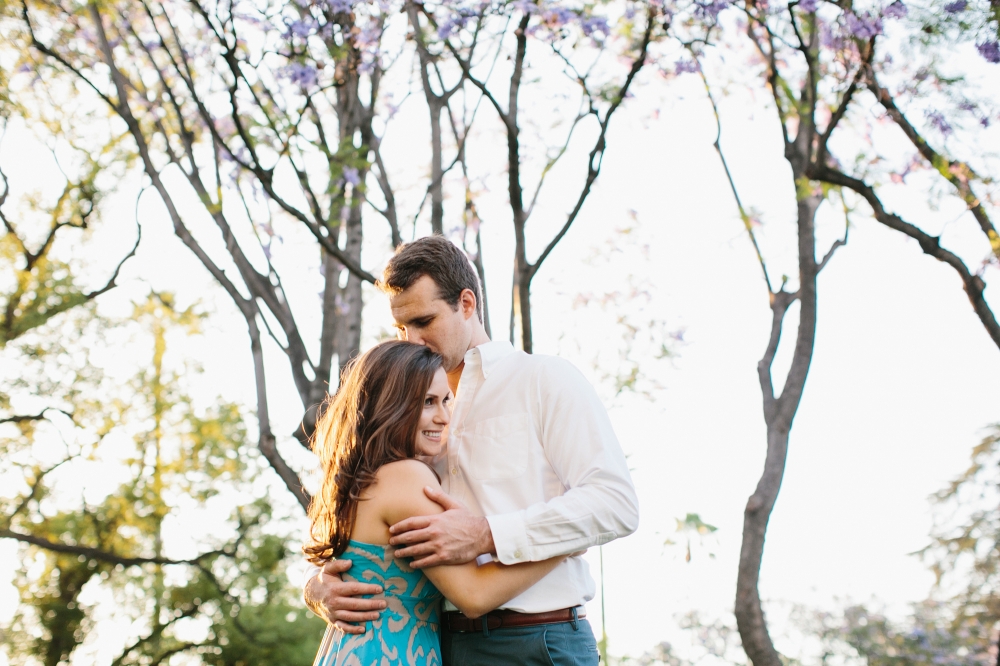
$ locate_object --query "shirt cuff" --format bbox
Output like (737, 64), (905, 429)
(302, 563), (321, 590)
(486, 510), (530, 564)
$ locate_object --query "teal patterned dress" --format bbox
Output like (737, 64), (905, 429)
(314, 541), (443, 666)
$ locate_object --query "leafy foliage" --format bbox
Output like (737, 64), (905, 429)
(0, 296), (323, 665)
(922, 424), (1000, 642)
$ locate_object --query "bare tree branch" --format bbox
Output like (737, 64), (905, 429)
(691, 46), (774, 293)
(868, 74), (1000, 261)
(0, 528), (233, 567)
(529, 8), (656, 278)
(812, 164), (1000, 350)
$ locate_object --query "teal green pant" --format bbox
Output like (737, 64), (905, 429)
(441, 619), (599, 665)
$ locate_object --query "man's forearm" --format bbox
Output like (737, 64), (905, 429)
(486, 483), (640, 565)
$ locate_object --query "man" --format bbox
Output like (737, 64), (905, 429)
(305, 235), (639, 664)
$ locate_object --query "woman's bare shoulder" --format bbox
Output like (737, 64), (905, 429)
(372, 460), (445, 525)
(375, 459), (441, 488)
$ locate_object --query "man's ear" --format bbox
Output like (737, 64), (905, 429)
(459, 288), (478, 320)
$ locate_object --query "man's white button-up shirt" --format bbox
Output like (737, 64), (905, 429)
(436, 340), (639, 613)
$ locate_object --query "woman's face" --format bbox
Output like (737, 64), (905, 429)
(415, 367), (452, 457)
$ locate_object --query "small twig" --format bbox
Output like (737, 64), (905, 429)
(691, 45), (774, 294)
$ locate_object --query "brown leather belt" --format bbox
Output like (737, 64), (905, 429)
(442, 606), (586, 633)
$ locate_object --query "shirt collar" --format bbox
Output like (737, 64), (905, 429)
(464, 339), (515, 378)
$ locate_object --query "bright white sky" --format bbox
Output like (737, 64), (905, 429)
(1, 25), (999, 664)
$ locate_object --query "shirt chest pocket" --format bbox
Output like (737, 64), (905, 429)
(469, 413), (532, 481)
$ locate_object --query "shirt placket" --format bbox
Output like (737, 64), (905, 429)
(445, 352), (484, 506)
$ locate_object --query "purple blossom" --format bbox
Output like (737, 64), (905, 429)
(674, 58), (699, 74)
(798, 0), (818, 13)
(342, 167), (361, 187)
(883, 1), (907, 19)
(695, 0), (730, 20)
(845, 12), (882, 38)
(356, 23), (383, 48)
(286, 18), (316, 38)
(512, 0), (538, 15)
(221, 145), (250, 165)
(326, 0), (356, 12)
(925, 110), (953, 136)
(978, 40), (1000, 64)
(819, 20), (844, 48)
(943, 0), (966, 12)
(580, 15), (610, 37)
(282, 62), (319, 88)
(438, 17), (464, 39)
(542, 6), (574, 28)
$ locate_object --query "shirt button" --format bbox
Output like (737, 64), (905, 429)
(514, 550), (523, 559)
(450, 468), (458, 475)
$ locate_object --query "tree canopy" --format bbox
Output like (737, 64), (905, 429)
(1, 0), (998, 663)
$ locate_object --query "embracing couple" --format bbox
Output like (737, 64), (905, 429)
(303, 236), (639, 665)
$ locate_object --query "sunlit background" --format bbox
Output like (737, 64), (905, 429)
(2, 0), (999, 663)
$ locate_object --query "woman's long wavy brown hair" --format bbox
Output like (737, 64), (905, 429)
(304, 340), (443, 564)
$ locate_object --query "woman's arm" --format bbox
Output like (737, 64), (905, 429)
(375, 461), (565, 618)
(423, 557), (563, 619)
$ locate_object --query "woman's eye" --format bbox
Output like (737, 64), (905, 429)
(425, 397), (434, 406)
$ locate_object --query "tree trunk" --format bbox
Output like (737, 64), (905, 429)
(429, 101), (445, 235)
(473, 224), (491, 338)
(735, 186), (821, 665)
(735, 427), (789, 666)
(512, 258), (532, 353)
(336, 197), (364, 375)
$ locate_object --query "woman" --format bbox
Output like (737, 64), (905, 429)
(305, 341), (564, 666)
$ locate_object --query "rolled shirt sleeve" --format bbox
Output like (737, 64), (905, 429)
(486, 358), (639, 564)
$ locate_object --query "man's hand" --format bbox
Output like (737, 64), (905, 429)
(388, 486), (495, 568)
(303, 559), (386, 634)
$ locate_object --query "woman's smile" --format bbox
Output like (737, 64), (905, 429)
(416, 368), (452, 456)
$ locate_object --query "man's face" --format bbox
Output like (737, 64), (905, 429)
(390, 275), (472, 372)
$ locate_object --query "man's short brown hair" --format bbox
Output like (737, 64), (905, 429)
(379, 235), (483, 322)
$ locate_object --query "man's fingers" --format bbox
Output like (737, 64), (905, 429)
(392, 542), (437, 560)
(423, 485), (464, 510)
(330, 595), (386, 612)
(321, 559), (353, 575)
(334, 610), (383, 623)
(388, 527), (433, 546)
(408, 553), (446, 569)
(388, 515), (432, 536)
(331, 582), (385, 598)
(333, 621), (367, 635)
